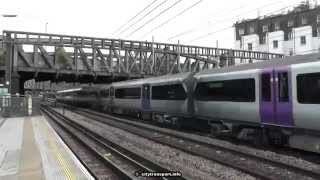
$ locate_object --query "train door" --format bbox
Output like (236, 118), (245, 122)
(260, 68), (294, 126)
(110, 87), (114, 105)
(260, 69), (276, 124)
(274, 67), (294, 126)
(142, 84), (150, 110)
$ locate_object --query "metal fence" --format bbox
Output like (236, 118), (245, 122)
(0, 95), (42, 117)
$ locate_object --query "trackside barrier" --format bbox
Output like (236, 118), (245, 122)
(0, 95), (42, 117)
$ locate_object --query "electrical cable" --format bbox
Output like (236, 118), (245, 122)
(113, 0), (159, 35)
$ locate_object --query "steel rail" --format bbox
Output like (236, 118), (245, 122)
(43, 106), (186, 180)
(73, 107), (320, 180)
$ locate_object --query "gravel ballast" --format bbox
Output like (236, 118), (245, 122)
(55, 108), (256, 180)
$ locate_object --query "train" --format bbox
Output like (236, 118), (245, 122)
(56, 53), (320, 153)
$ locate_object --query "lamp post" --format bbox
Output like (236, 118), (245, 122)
(2, 14), (18, 94)
(45, 22), (48, 33)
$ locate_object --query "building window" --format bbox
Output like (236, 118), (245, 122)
(297, 72), (320, 104)
(274, 22), (280, 31)
(194, 79), (256, 102)
(317, 27), (320, 37)
(239, 28), (244, 35)
(261, 34), (266, 44)
(273, 40), (278, 48)
(288, 20), (294, 27)
(301, 16), (307, 25)
(317, 15), (320, 24)
(262, 24), (268, 32)
(300, 36), (306, 45)
(248, 43), (252, 50)
(288, 31), (292, 40)
(249, 25), (255, 33)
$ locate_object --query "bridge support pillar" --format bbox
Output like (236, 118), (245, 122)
(10, 72), (21, 95)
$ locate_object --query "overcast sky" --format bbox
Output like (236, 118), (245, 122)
(0, 0), (314, 48)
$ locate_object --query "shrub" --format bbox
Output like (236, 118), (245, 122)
(56, 47), (72, 69)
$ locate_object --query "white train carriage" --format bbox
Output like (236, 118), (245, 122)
(146, 72), (194, 124)
(110, 72), (194, 124)
(56, 87), (99, 108)
(194, 68), (260, 132)
(97, 84), (112, 112)
(291, 61), (320, 132)
(111, 79), (144, 115)
(56, 88), (82, 105)
(193, 53), (320, 153)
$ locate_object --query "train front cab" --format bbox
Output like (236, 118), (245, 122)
(143, 73), (195, 127)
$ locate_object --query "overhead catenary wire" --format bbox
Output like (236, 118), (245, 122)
(118, 0), (169, 36)
(166, 4), (251, 41)
(112, 0), (159, 35)
(139, 0), (203, 39)
(185, 1), (302, 43)
(167, 0), (287, 42)
(188, 26), (233, 43)
(126, 0), (184, 38)
(167, 1), (310, 41)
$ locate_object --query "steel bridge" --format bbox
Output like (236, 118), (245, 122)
(0, 30), (284, 94)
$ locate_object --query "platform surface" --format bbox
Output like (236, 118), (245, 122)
(0, 115), (94, 180)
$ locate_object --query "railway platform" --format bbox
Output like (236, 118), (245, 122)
(0, 115), (94, 180)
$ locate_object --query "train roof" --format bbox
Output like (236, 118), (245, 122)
(56, 88), (82, 94)
(111, 72), (194, 87)
(91, 84), (112, 89)
(56, 86), (99, 94)
(195, 53), (320, 77)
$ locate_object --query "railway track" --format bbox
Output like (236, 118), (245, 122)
(41, 106), (185, 180)
(64, 106), (320, 180)
(41, 107), (113, 180)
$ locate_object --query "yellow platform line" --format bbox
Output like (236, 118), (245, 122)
(44, 121), (76, 180)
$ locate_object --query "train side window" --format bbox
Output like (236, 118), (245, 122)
(297, 72), (320, 104)
(115, 87), (141, 99)
(152, 84), (187, 100)
(101, 89), (109, 97)
(261, 74), (271, 101)
(195, 79), (255, 102)
(278, 72), (289, 102)
(90, 91), (97, 97)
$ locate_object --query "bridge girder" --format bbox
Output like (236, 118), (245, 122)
(1, 30), (284, 93)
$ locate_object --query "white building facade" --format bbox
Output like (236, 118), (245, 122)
(234, 4), (320, 56)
